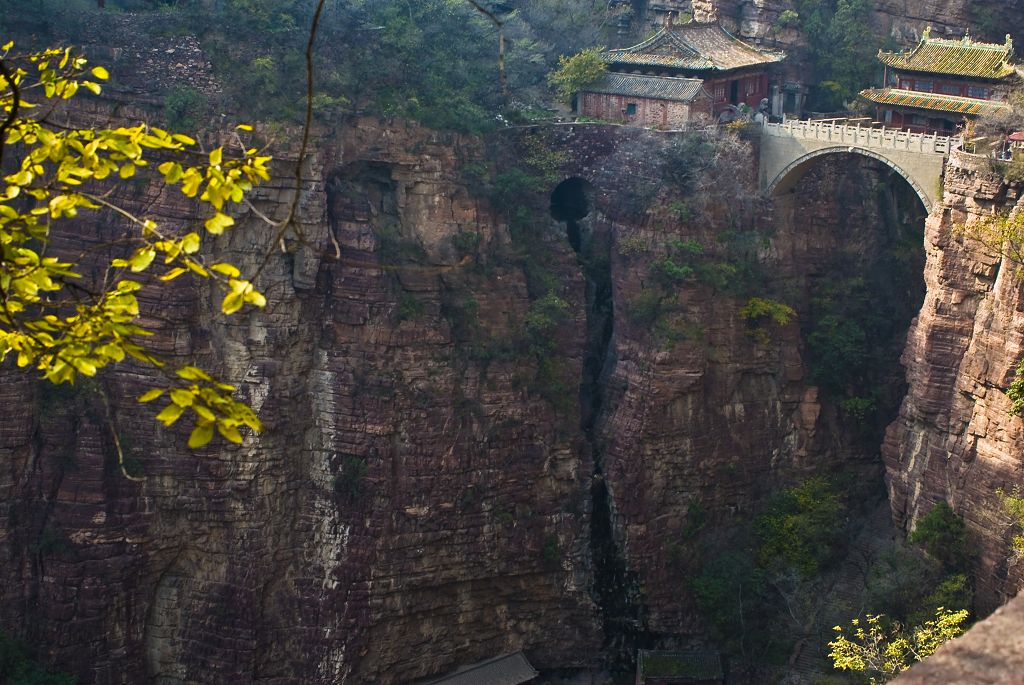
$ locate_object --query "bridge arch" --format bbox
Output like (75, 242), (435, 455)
(758, 121), (953, 212)
(767, 146), (932, 212)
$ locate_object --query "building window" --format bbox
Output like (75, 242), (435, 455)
(625, 102), (637, 116)
(745, 78), (757, 95)
(968, 86), (989, 99)
(941, 84), (961, 95)
(714, 85), (726, 101)
(915, 80), (933, 92)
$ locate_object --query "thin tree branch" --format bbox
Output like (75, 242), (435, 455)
(100, 388), (145, 482)
(465, 0), (509, 103)
(252, 0), (328, 279)
(0, 56), (22, 169)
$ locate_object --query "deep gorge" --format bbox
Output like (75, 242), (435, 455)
(3, 1), (1024, 679)
(0, 117), (958, 683)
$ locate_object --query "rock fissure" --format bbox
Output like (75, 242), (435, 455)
(570, 197), (649, 669)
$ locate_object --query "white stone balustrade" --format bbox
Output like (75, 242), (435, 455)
(760, 120), (958, 210)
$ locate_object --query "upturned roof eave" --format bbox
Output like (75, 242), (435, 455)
(859, 87), (1013, 116)
(604, 21), (784, 73)
(877, 57), (1016, 80)
(604, 56), (782, 72)
(876, 38), (1016, 80)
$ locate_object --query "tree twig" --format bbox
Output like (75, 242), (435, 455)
(0, 56), (22, 169)
(465, 0), (509, 103)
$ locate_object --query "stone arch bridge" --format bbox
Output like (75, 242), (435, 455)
(759, 120), (957, 211)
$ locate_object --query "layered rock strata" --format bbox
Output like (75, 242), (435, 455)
(883, 149), (1024, 612)
(0, 116), (605, 684)
(2, 111), (1002, 683)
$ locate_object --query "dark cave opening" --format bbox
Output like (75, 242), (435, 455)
(550, 177), (595, 253)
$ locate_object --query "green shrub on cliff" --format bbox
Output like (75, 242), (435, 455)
(956, 210), (1024, 270)
(909, 501), (969, 570)
(739, 297), (796, 343)
(0, 632), (75, 685)
(790, 0), (879, 110)
(996, 486), (1024, 555)
(163, 85), (206, 130)
(757, 477), (846, 578)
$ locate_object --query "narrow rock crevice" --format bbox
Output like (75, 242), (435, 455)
(582, 224), (649, 669)
(551, 177), (648, 668)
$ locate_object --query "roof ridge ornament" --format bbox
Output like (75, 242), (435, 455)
(923, 25), (932, 40)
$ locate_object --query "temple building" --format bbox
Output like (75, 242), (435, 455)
(860, 28), (1019, 134)
(578, 73), (713, 128)
(577, 14), (785, 125)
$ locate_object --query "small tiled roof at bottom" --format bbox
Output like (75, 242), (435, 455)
(859, 88), (1012, 116)
(638, 649), (724, 680)
(420, 652), (538, 685)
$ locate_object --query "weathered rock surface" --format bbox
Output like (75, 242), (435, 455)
(598, 147), (926, 636)
(0, 114), (605, 684)
(703, 0), (1023, 43)
(883, 150), (1024, 612)
(0, 111), (931, 683)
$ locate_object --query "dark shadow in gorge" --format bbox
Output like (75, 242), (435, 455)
(695, 153), (931, 684)
(550, 177), (594, 255)
(551, 177), (649, 670)
(783, 154), (927, 454)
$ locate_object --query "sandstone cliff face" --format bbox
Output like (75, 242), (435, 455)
(883, 151), (1024, 612)
(0, 109), (931, 683)
(0, 115), (603, 684)
(598, 149), (926, 637)
(707, 0), (1023, 43)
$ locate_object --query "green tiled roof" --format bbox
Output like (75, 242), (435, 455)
(583, 73), (708, 101)
(638, 650), (723, 681)
(606, 22), (784, 72)
(878, 29), (1016, 79)
(422, 653), (537, 685)
(859, 87), (1012, 116)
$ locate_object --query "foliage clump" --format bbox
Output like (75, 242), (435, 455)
(739, 297), (796, 343)
(957, 211), (1024, 270)
(1007, 359), (1024, 417)
(828, 607), (969, 683)
(0, 632), (74, 685)
(547, 47), (606, 104)
(334, 456), (369, 499)
(757, 477), (846, 578)
(996, 486), (1024, 555)
(788, 0), (879, 110)
(163, 85), (206, 131)
(0, 42), (269, 453)
(908, 501), (969, 570)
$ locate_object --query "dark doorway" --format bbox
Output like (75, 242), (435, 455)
(730, 79), (739, 104)
(550, 177), (595, 253)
